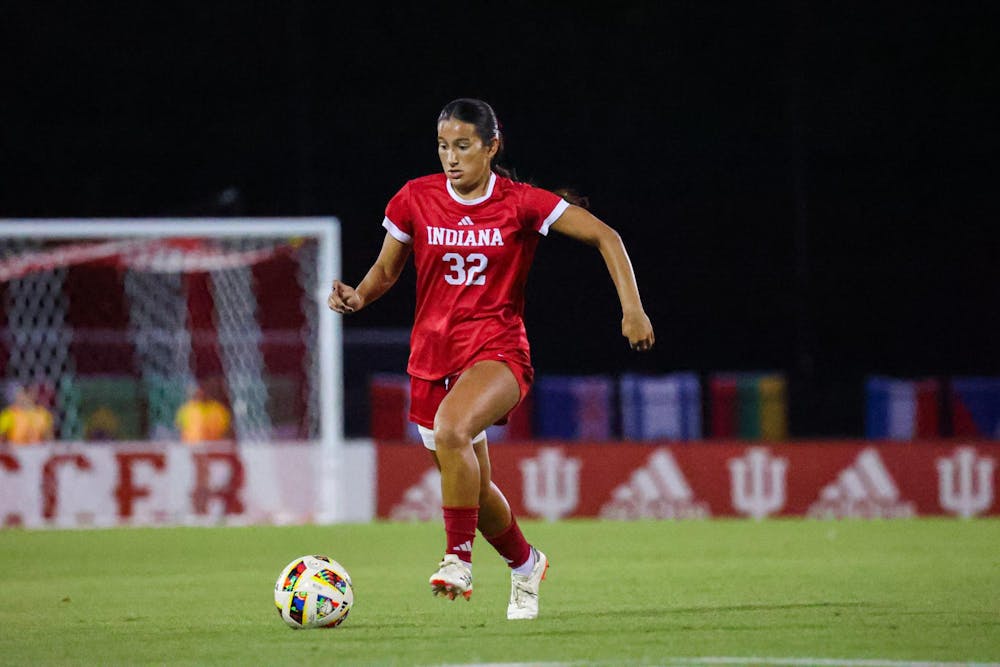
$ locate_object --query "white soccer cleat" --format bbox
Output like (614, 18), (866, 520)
(507, 547), (548, 620)
(429, 554), (473, 601)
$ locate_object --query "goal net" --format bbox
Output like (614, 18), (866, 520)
(0, 219), (341, 448)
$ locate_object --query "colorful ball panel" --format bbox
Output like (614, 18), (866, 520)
(273, 555), (353, 629)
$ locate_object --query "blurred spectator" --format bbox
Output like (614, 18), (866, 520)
(0, 386), (55, 445)
(84, 405), (122, 441)
(175, 385), (232, 444)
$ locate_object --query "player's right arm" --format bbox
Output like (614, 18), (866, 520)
(328, 232), (411, 314)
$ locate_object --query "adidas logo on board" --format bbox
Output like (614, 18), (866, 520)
(389, 469), (442, 521)
(599, 449), (709, 519)
(807, 448), (915, 518)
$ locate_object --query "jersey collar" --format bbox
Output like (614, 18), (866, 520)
(446, 172), (497, 206)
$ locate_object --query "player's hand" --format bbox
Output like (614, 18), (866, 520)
(622, 309), (654, 352)
(327, 280), (364, 314)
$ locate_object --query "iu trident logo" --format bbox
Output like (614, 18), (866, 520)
(520, 448), (581, 521)
(728, 447), (788, 518)
(937, 447), (995, 518)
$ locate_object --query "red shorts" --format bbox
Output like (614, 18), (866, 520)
(408, 348), (534, 430)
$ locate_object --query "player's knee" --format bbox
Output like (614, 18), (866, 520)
(432, 420), (473, 452)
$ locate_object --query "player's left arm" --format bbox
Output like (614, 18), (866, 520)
(549, 205), (655, 351)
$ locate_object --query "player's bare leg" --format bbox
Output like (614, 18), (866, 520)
(435, 360), (518, 507)
(472, 435), (549, 619)
(472, 439), (512, 536)
(429, 361), (519, 600)
(428, 380), (549, 617)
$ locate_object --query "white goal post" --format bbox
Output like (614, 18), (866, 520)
(0, 218), (348, 522)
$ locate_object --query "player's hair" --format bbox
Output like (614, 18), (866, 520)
(437, 98), (589, 208)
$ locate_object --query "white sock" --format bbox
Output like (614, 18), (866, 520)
(512, 548), (536, 576)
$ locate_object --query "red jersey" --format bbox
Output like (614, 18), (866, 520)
(382, 172), (569, 380)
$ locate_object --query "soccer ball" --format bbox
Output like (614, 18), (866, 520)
(274, 555), (354, 629)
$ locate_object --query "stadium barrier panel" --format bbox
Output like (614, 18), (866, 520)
(708, 373), (789, 440)
(368, 373), (416, 441)
(0, 441), (374, 529)
(3, 440), (996, 528)
(619, 372), (702, 441)
(377, 440), (998, 521)
(948, 376), (1000, 438)
(366, 371), (997, 442)
(865, 376), (941, 439)
(533, 375), (613, 440)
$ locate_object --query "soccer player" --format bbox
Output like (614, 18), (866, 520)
(328, 98), (654, 619)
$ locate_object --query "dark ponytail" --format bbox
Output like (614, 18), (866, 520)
(437, 98), (588, 208)
(551, 188), (590, 209)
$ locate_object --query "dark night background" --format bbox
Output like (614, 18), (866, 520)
(2, 1), (997, 436)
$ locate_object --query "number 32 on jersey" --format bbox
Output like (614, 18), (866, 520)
(442, 252), (488, 286)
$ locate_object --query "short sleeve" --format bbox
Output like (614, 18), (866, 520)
(520, 185), (570, 236)
(382, 182), (414, 244)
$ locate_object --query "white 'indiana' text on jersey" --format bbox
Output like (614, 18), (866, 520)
(426, 226), (504, 247)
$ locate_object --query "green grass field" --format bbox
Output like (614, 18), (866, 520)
(1, 519), (998, 666)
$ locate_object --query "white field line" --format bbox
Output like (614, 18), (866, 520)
(663, 658), (1000, 667)
(450, 658), (1000, 667)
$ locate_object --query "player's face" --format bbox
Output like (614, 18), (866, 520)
(437, 119), (498, 197)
